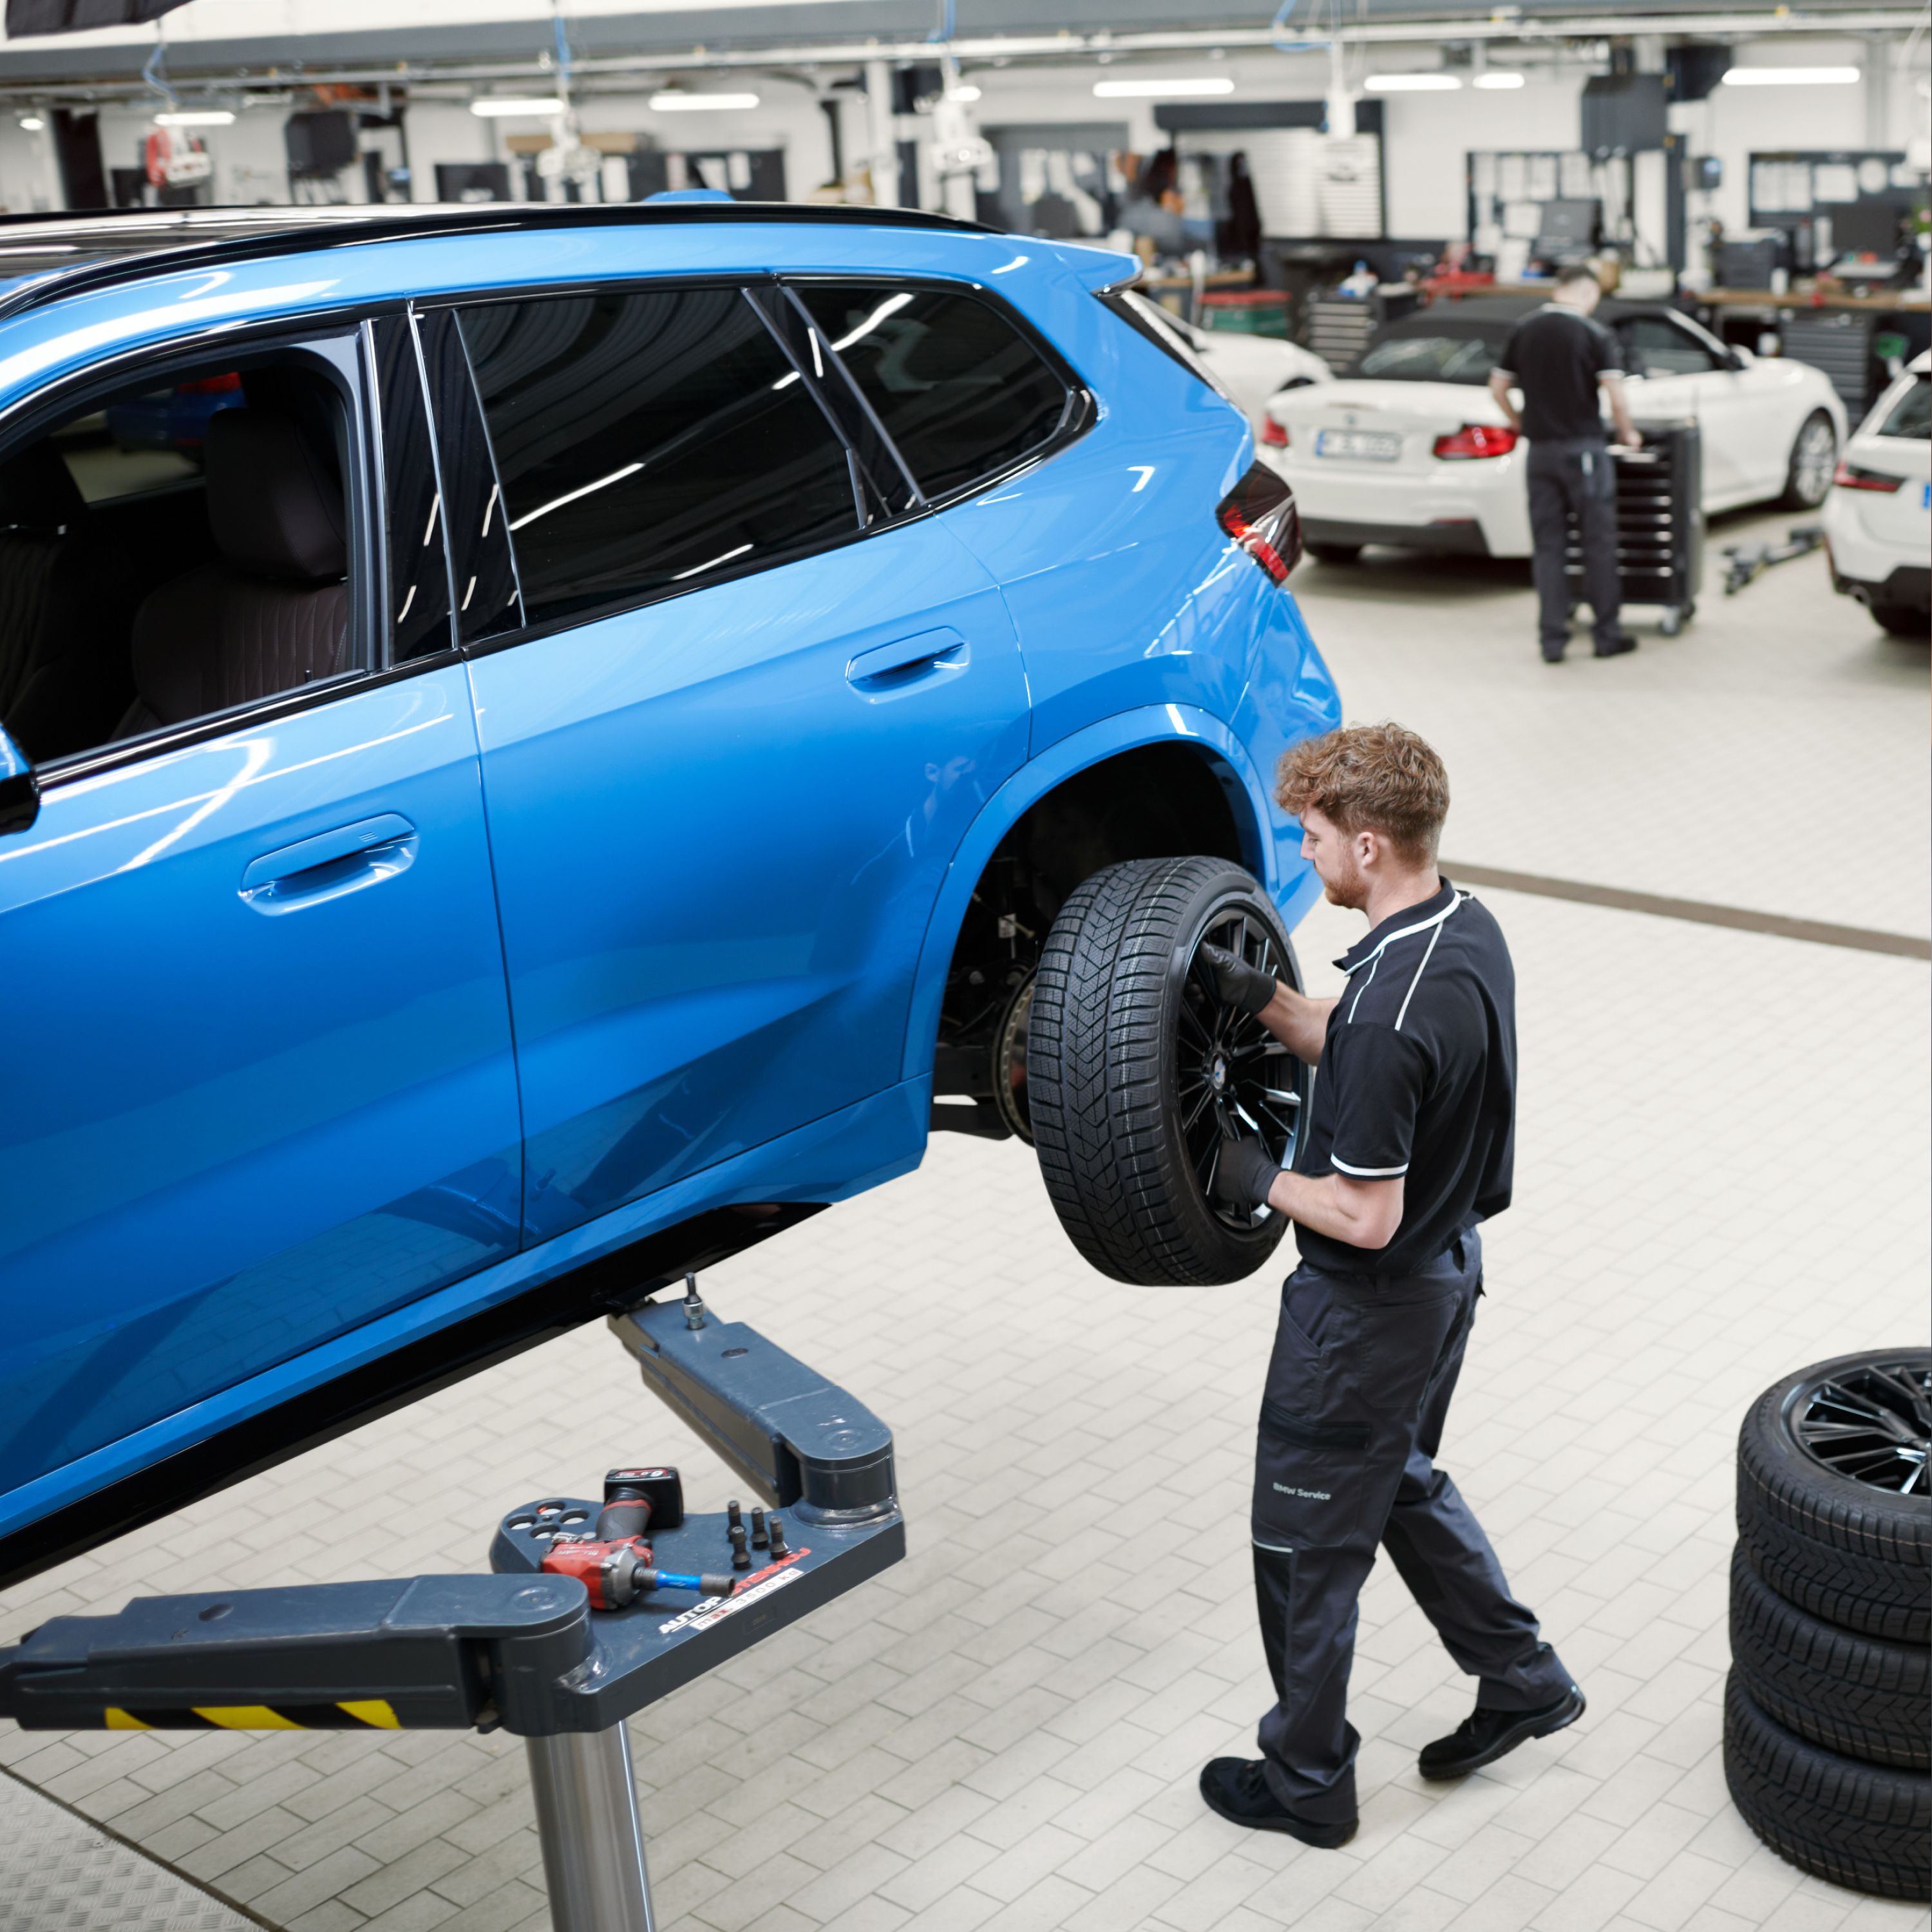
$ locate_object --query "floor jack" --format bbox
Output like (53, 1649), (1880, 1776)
(0, 1276), (903, 1932)
(1720, 524), (1825, 596)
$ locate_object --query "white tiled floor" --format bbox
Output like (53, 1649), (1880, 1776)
(2, 512), (1925, 1932)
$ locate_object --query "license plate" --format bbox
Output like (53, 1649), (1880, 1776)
(1314, 428), (1403, 462)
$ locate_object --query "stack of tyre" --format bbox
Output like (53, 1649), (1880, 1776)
(1726, 1349), (1931, 1902)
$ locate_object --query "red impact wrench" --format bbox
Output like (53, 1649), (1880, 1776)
(540, 1466), (735, 1611)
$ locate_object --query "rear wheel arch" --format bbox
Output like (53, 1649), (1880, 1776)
(912, 726), (1272, 1137)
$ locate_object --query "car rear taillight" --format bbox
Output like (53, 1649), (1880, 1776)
(1217, 460), (1302, 584)
(1432, 423), (1519, 460)
(1833, 460), (1902, 493)
(1259, 415), (1289, 448)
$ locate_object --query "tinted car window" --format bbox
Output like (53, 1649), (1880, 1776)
(417, 307), (521, 643)
(372, 315), (454, 662)
(1619, 316), (1718, 377)
(1880, 375), (1930, 440)
(794, 284), (1070, 498)
(1356, 332), (1499, 384)
(458, 285), (858, 626)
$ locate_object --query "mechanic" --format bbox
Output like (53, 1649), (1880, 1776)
(1197, 723), (1583, 1848)
(1487, 265), (1641, 663)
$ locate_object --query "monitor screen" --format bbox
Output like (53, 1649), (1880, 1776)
(1537, 199), (1598, 245)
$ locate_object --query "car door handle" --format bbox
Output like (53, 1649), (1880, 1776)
(240, 813), (418, 914)
(844, 627), (969, 697)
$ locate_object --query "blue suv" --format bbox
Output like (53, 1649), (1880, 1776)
(0, 203), (1340, 1585)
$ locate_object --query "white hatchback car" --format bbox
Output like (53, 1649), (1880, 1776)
(1821, 350), (1929, 639)
(1260, 297), (1846, 564)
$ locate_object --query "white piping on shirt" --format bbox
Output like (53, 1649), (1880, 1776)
(1345, 949), (1382, 1022)
(1343, 891), (1468, 1022)
(1331, 1155), (1409, 1179)
(1394, 910), (1455, 1032)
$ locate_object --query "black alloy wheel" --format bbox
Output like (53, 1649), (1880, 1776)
(1793, 1361), (1931, 1497)
(1028, 855), (1310, 1286)
(1178, 907), (1303, 1233)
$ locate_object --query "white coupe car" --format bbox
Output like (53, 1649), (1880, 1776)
(1259, 297), (1846, 564)
(1821, 349), (1929, 639)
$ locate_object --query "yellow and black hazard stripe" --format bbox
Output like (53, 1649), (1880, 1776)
(100, 1700), (403, 1730)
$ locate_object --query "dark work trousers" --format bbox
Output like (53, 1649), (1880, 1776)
(1526, 435), (1621, 658)
(1251, 1229), (1573, 1824)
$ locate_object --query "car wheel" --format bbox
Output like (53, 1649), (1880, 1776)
(1306, 542), (1361, 565)
(1780, 411), (1837, 509)
(1871, 603), (1928, 641)
(1027, 856), (1309, 1286)
(1730, 1547), (1929, 1771)
(1723, 1673), (1931, 1900)
(1736, 1350), (1931, 1643)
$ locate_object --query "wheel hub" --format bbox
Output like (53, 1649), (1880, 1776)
(1179, 911), (1305, 1231)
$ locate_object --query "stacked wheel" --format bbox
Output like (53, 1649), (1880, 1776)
(1725, 1350), (1931, 1901)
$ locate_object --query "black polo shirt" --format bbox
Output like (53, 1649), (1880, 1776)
(1494, 304), (1623, 442)
(1293, 878), (1517, 1278)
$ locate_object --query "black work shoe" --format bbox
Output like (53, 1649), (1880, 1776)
(1593, 632), (1638, 658)
(1198, 1758), (1358, 1846)
(1418, 1685), (1586, 1781)
(1540, 646), (1567, 663)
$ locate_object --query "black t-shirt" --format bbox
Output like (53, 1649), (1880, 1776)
(1494, 305), (1623, 442)
(1294, 880), (1517, 1277)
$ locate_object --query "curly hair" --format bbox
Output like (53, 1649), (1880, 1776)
(1274, 723), (1449, 864)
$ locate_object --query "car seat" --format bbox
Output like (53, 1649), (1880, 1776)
(0, 439), (133, 761)
(115, 406), (350, 741)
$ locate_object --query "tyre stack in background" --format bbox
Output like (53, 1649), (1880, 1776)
(1725, 1349), (1931, 1902)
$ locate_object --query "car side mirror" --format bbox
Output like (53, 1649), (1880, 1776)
(0, 723), (38, 836)
(1726, 345), (1750, 372)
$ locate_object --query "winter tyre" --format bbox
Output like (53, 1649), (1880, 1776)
(1027, 856), (1310, 1286)
(1730, 1546), (1929, 1771)
(1723, 1672), (1931, 1900)
(1871, 602), (1927, 641)
(1736, 1350), (1931, 1643)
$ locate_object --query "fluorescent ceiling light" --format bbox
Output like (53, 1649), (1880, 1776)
(471, 96), (565, 117)
(1092, 77), (1235, 99)
(1364, 72), (1462, 91)
(1722, 65), (1859, 86)
(1474, 71), (1525, 90)
(155, 109), (234, 126)
(947, 84), (982, 102)
(650, 91), (761, 111)
(18, 115), (44, 131)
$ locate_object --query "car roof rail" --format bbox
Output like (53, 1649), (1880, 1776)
(0, 200), (1001, 329)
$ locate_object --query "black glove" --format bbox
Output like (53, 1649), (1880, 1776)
(1214, 1137), (1283, 1211)
(1198, 943), (1279, 1017)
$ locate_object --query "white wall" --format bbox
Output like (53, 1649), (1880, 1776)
(0, 33), (1918, 232)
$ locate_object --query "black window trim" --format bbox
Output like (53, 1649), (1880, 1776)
(1, 317), (400, 792)
(413, 269), (1095, 663)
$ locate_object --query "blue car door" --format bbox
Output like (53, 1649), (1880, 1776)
(446, 279), (1034, 1239)
(0, 317), (521, 1500)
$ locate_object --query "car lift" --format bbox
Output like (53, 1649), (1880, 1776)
(0, 1277), (904, 1932)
